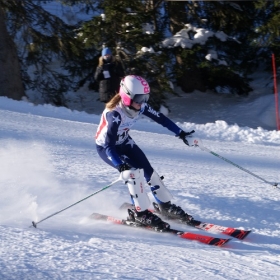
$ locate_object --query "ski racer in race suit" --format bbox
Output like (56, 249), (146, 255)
(95, 75), (195, 230)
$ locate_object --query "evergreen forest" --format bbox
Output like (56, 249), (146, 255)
(0, 0), (279, 108)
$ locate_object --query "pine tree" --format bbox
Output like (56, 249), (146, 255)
(0, 5), (25, 100)
(0, 0), (94, 106)
(163, 1), (258, 95)
(253, 0), (280, 67)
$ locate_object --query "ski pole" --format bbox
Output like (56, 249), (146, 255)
(30, 176), (122, 228)
(189, 138), (279, 190)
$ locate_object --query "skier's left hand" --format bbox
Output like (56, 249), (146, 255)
(178, 130), (195, 146)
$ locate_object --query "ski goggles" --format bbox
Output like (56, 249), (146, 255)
(133, 94), (150, 104)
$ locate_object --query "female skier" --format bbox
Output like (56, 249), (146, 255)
(95, 75), (194, 231)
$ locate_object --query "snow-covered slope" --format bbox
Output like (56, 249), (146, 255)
(0, 97), (279, 279)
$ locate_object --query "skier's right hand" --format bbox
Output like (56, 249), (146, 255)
(117, 163), (131, 173)
(178, 130), (195, 146)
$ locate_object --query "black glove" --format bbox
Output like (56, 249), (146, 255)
(117, 163), (131, 173)
(178, 130), (195, 146)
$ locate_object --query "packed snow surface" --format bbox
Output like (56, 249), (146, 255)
(0, 93), (279, 279)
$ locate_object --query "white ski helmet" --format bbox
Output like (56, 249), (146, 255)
(119, 75), (150, 106)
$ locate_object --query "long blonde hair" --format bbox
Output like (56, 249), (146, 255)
(106, 93), (122, 110)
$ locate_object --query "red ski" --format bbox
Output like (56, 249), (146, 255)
(90, 212), (231, 247)
(120, 202), (251, 240)
(188, 220), (251, 240)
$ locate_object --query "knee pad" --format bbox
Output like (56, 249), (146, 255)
(121, 169), (151, 211)
(148, 171), (173, 203)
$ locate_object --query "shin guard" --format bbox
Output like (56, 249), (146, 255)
(120, 169), (150, 212)
(148, 171), (173, 203)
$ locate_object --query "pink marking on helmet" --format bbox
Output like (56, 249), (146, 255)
(135, 76), (150, 94)
(144, 86), (149, 93)
(119, 86), (131, 106)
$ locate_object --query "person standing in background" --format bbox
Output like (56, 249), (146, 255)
(94, 47), (125, 103)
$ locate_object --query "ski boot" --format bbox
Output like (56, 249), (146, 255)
(153, 201), (194, 224)
(127, 208), (170, 232)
